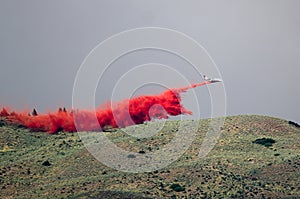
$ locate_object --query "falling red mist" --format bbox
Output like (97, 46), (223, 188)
(0, 81), (211, 133)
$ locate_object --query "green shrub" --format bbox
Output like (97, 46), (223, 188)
(170, 183), (185, 192)
(252, 138), (276, 147)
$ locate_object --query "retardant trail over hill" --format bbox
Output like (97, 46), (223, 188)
(1, 81), (212, 133)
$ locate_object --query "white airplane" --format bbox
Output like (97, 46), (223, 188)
(203, 75), (222, 83)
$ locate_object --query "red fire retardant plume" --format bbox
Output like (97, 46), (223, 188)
(0, 81), (211, 133)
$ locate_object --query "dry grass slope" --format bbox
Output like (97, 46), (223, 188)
(0, 115), (299, 198)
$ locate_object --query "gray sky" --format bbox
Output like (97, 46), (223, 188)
(0, 0), (299, 122)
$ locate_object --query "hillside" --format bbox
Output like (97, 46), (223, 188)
(0, 115), (299, 198)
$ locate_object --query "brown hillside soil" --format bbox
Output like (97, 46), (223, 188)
(0, 115), (299, 198)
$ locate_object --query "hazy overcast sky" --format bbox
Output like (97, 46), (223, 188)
(0, 0), (299, 122)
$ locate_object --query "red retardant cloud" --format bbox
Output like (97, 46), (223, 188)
(0, 81), (211, 133)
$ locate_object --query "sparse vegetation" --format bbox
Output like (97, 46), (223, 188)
(0, 115), (299, 198)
